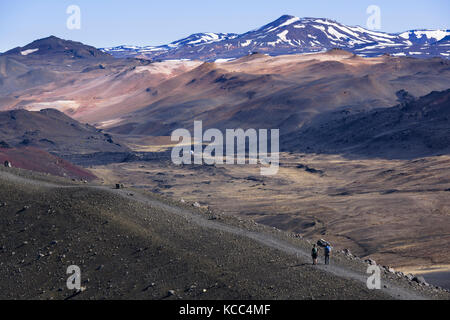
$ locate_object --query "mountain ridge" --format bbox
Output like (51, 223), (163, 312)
(101, 15), (450, 60)
(2, 35), (112, 59)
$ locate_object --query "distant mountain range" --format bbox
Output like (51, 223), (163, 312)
(101, 15), (450, 60)
(1, 33), (449, 158)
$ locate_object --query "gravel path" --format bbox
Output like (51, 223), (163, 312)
(110, 188), (427, 300)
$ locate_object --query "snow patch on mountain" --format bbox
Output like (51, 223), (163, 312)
(100, 15), (450, 61)
(400, 30), (449, 41)
(21, 48), (39, 56)
(268, 16), (300, 32)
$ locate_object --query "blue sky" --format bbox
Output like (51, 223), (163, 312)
(1, 0), (448, 52)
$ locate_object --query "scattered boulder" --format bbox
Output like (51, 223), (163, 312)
(365, 259), (377, 266)
(297, 164), (324, 175)
(167, 290), (176, 296)
(0, 141), (10, 148)
(412, 275), (428, 286)
(317, 239), (330, 248)
(193, 202), (201, 208)
(246, 176), (264, 183)
(396, 89), (415, 105)
(17, 205), (30, 213)
(76, 286), (86, 293)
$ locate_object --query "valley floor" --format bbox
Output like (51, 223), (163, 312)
(89, 151), (450, 279)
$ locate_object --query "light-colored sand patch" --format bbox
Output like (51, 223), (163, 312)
(25, 100), (81, 113)
(88, 167), (120, 186)
(220, 51), (385, 74)
(397, 265), (450, 275)
(96, 118), (124, 129)
(20, 48), (39, 56)
(134, 60), (203, 76)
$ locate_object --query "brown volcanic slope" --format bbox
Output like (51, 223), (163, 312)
(0, 36), (114, 95)
(0, 108), (128, 157)
(0, 147), (96, 181)
(90, 153), (450, 274)
(104, 51), (450, 137)
(284, 89), (450, 159)
(0, 36), (202, 122)
(2, 38), (449, 139)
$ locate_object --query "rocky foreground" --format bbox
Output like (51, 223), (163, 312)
(0, 166), (448, 300)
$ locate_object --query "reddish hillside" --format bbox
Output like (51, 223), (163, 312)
(0, 109), (129, 157)
(0, 146), (96, 181)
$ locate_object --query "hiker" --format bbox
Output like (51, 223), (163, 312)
(311, 244), (318, 265)
(324, 244), (331, 265)
(4, 160), (11, 168)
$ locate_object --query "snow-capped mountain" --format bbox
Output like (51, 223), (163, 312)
(102, 32), (238, 58)
(169, 32), (239, 47)
(399, 30), (449, 45)
(101, 15), (450, 60)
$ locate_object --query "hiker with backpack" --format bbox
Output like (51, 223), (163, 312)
(324, 244), (331, 265)
(311, 244), (319, 265)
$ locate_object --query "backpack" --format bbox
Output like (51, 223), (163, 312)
(312, 247), (318, 255)
(325, 246), (331, 254)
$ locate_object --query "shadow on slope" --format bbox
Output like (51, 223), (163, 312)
(283, 89), (450, 159)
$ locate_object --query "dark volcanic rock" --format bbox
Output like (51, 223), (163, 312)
(0, 141), (10, 148)
(412, 276), (428, 286)
(284, 89), (450, 159)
